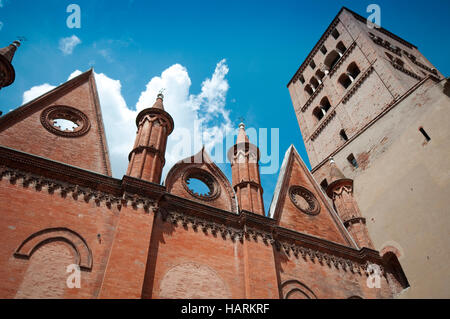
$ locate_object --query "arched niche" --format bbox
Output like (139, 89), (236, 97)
(159, 262), (231, 299)
(14, 227), (93, 271)
(280, 280), (317, 299)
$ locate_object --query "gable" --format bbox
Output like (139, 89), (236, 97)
(0, 70), (111, 176)
(164, 148), (238, 213)
(269, 145), (355, 247)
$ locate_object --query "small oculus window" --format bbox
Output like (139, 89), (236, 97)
(186, 178), (211, 197)
(52, 118), (79, 132)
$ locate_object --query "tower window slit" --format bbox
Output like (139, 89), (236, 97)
(320, 179), (329, 191)
(340, 129), (348, 141)
(419, 127), (431, 142)
(347, 153), (358, 168)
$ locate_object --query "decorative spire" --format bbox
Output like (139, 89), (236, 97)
(236, 122), (249, 144)
(227, 122), (264, 215)
(127, 92), (174, 184)
(0, 40), (21, 63)
(152, 92), (165, 110)
(0, 40), (22, 89)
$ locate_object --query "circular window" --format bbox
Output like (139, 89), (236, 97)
(182, 169), (220, 201)
(289, 185), (321, 216)
(40, 106), (90, 137)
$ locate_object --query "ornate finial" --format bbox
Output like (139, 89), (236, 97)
(157, 88), (165, 100)
(13, 36), (27, 48)
(238, 117), (245, 129)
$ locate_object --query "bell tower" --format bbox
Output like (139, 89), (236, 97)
(126, 93), (174, 184)
(0, 40), (21, 90)
(227, 123), (265, 215)
(325, 158), (374, 249)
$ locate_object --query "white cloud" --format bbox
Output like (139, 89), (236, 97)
(58, 35), (81, 55)
(22, 83), (56, 104)
(22, 60), (232, 180)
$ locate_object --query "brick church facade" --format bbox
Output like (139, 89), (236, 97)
(0, 7), (434, 299)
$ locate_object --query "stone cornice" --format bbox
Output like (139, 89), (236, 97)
(0, 146), (120, 194)
(390, 61), (422, 81)
(346, 7), (416, 50)
(159, 204), (384, 276)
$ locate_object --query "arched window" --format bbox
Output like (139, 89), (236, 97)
(299, 74), (305, 84)
(338, 73), (352, 89)
(315, 69), (325, 82)
(331, 28), (340, 39)
(324, 50), (341, 71)
(320, 97), (331, 113)
(336, 41), (347, 55)
(385, 52), (394, 61)
(347, 62), (361, 79)
(310, 77), (319, 89)
(305, 84), (314, 96)
(395, 58), (405, 68)
(313, 107), (324, 122)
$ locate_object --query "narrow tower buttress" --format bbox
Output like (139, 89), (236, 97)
(227, 123), (265, 215)
(326, 158), (374, 249)
(126, 93), (174, 184)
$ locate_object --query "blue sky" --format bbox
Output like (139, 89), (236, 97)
(1, 0), (449, 214)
